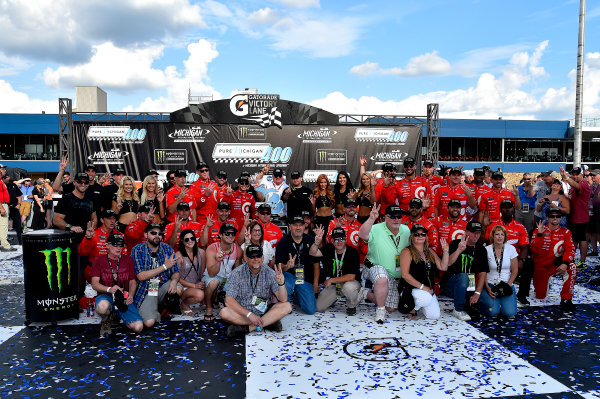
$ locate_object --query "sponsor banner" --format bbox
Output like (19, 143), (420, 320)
(154, 149), (188, 165)
(316, 149), (347, 166)
(298, 127), (337, 143)
(167, 126), (210, 143)
(238, 125), (267, 141)
(370, 150), (410, 166)
(303, 170), (339, 183)
(354, 126), (414, 145)
(87, 126), (146, 143)
(230, 94), (282, 128)
(212, 143), (272, 163)
(88, 148), (129, 165)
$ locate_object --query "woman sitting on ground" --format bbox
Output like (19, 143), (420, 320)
(175, 229), (206, 316)
(112, 176), (140, 232)
(479, 225), (518, 318)
(400, 224), (449, 320)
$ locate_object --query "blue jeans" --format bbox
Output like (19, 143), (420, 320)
(283, 272), (316, 315)
(95, 294), (143, 325)
(444, 273), (470, 311)
(479, 285), (517, 318)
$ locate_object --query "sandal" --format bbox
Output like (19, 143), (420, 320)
(204, 312), (215, 322)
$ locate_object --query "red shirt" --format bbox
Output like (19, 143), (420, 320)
(165, 185), (197, 222)
(124, 219), (148, 252)
(434, 184), (471, 220)
(396, 176), (432, 212)
(0, 180), (9, 204)
(422, 175), (445, 218)
(432, 216), (467, 256)
(78, 227), (127, 263)
(200, 184), (233, 225)
(326, 216), (362, 249)
(230, 190), (255, 227)
(531, 226), (575, 265)
(259, 221), (283, 248)
(400, 215), (439, 252)
(479, 188), (516, 223)
(569, 179), (591, 223)
(90, 254), (136, 291)
(375, 179), (399, 216)
(484, 219), (529, 255)
(164, 219), (204, 249)
(191, 179), (217, 221)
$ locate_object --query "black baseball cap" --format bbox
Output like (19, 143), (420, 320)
(410, 224), (428, 234)
(331, 227), (346, 239)
(257, 203), (271, 213)
(216, 170), (227, 179)
(466, 221), (483, 232)
(345, 198), (357, 207)
(301, 210), (313, 218)
(569, 166), (583, 175)
(449, 167), (462, 175)
(289, 214), (305, 225)
(382, 163), (395, 172)
(114, 168), (125, 176)
(245, 244), (263, 258)
(101, 209), (117, 219)
(74, 172), (90, 182)
(385, 205), (402, 216)
(272, 168), (284, 177)
(217, 201), (230, 210)
(423, 159), (434, 166)
(290, 171), (302, 179)
(447, 199), (461, 207)
(106, 233), (125, 246)
(238, 177), (250, 185)
(492, 171), (504, 179)
(138, 204), (151, 213)
(409, 198), (423, 208)
(540, 170), (554, 177)
(546, 207), (562, 216)
(500, 199), (513, 208)
(145, 223), (163, 233)
(403, 157), (416, 167)
(219, 222), (238, 234)
(176, 202), (191, 210)
(474, 168), (485, 176)
(85, 164), (97, 171)
(240, 171), (251, 178)
(147, 169), (158, 176)
(196, 162), (208, 171)
(174, 169), (187, 177)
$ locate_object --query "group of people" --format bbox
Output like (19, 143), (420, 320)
(0, 155), (593, 338)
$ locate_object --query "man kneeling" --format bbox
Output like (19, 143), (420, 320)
(91, 234), (143, 336)
(221, 244), (291, 337)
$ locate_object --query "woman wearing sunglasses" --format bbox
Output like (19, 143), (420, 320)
(241, 221), (275, 268)
(175, 229), (206, 316)
(399, 224), (449, 320)
(536, 178), (570, 228)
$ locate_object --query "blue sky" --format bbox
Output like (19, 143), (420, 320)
(0, 0), (599, 120)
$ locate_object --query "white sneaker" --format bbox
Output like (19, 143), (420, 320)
(452, 309), (471, 321)
(375, 307), (386, 324)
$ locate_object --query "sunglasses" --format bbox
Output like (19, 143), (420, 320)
(75, 180), (90, 185)
(199, 169), (209, 172)
(413, 232), (427, 238)
(259, 211), (271, 216)
(183, 237), (195, 243)
(149, 231), (164, 236)
(239, 181), (249, 185)
(109, 243), (125, 247)
(222, 231), (236, 237)
(547, 215), (562, 219)
(386, 214), (402, 220)
(168, 176), (175, 180)
(333, 238), (345, 242)
(523, 178), (531, 181)
(408, 205), (422, 209)
(248, 254), (262, 260)
(251, 229), (262, 233)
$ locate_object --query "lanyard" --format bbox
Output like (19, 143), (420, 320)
(293, 242), (303, 266)
(249, 268), (260, 294)
(333, 248), (346, 278)
(389, 234), (402, 253)
(493, 246), (504, 275)
(107, 255), (120, 286)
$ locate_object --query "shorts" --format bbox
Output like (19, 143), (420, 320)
(202, 274), (224, 288)
(569, 222), (589, 242)
(95, 294), (143, 325)
(19, 202), (32, 216)
(367, 265), (400, 309)
(138, 283), (171, 322)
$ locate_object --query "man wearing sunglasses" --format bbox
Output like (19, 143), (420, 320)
(531, 207), (577, 311)
(132, 223), (181, 328)
(191, 163), (216, 224)
(165, 169), (197, 223)
(91, 234), (143, 336)
(230, 175), (256, 229)
(165, 202), (203, 249)
(256, 203), (283, 249)
(220, 244), (291, 337)
(358, 204), (410, 323)
(400, 198), (439, 253)
(196, 169), (233, 225)
(54, 172), (98, 244)
(310, 226), (366, 316)
(125, 204), (155, 251)
(201, 201), (239, 247)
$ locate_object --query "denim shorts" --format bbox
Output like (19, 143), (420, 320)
(95, 294), (143, 325)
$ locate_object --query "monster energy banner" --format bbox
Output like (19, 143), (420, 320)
(23, 230), (78, 322)
(72, 121), (422, 187)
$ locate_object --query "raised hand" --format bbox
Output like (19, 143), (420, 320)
(309, 194), (315, 205)
(85, 220), (95, 238)
(59, 155), (68, 172)
(370, 174), (377, 188)
(157, 188), (164, 202)
(440, 238), (449, 253)
(360, 155), (367, 167)
(174, 215), (182, 229)
(457, 234), (467, 252)
(286, 253), (297, 270)
(314, 225), (325, 242)
(180, 186), (188, 197)
(369, 203), (380, 221)
(347, 189), (356, 199)
(206, 214), (215, 228)
(116, 197), (123, 210)
(226, 184), (233, 196)
(164, 253), (176, 269)
(536, 220), (545, 234)
(422, 194), (431, 209)
(275, 263), (284, 285)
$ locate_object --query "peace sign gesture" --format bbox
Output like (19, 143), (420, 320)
(314, 225), (325, 242)
(457, 234), (467, 252)
(369, 203), (381, 221)
(274, 263), (285, 285)
(286, 253), (297, 270)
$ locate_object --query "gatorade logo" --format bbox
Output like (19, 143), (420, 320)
(40, 247), (72, 293)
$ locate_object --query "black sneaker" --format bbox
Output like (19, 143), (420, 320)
(560, 299), (576, 311)
(264, 320), (283, 332)
(346, 307), (357, 316)
(517, 294), (530, 306)
(226, 324), (250, 338)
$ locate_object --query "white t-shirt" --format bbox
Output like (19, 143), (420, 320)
(241, 241), (275, 268)
(485, 244), (518, 285)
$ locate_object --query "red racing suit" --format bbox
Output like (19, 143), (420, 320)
(432, 215), (467, 256)
(165, 185), (197, 222)
(375, 178), (399, 216)
(530, 226), (576, 300)
(259, 221), (283, 249)
(124, 219), (148, 252)
(326, 216), (364, 260)
(434, 184), (471, 221)
(191, 178), (218, 224)
(78, 227), (127, 264)
(164, 219), (204, 249)
(479, 188), (517, 223)
(230, 190), (256, 228)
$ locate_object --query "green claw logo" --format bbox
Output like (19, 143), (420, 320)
(40, 247), (72, 292)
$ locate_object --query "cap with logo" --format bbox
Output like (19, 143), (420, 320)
(423, 159), (434, 166)
(569, 167), (583, 175)
(74, 172), (90, 182)
(301, 210), (313, 218)
(272, 168), (284, 177)
(491, 171), (504, 180)
(138, 204), (151, 213)
(409, 198), (423, 208)
(145, 223), (164, 233)
(331, 227), (346, 239)
(176, 202), (191, 210)
(216, 170), (227, 179)
(114, 168), (126, 176)
(219, 222), (238, 234)
(245, 244), (263, 258)
(85, 164), (97, 171)
(147, 169), (158, 176)
(449, 167), (462, 175)
(403, 157), (416, 166)
(345, 198), (357, 207)
(382, 163), (395, 172)
(217, 201), (230, 210)
(196, 162), (208, 171)
(289, 214), (305, 225)
(174, 169), (187, 177)
(257, 203), (271, 213)
(447, 199), (461, 208)
(474, 168), (485, 176)
(101, 209), (117, 219)
(500, 199), (514, 208)
(540, 170), (554, 177)
(238, 176), (250, 185)
(290, 171), (302, 179)
(466, 221), (483, 232)
(546, 206), (562, 216)
(106, 233), (125, 246)
(385, 205), (402, 216)
(410, 224), (428, 234)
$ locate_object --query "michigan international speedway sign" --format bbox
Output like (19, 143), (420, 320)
(72, 95), (422, 186)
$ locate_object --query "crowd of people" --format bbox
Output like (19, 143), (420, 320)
(0, 156), (595, 338)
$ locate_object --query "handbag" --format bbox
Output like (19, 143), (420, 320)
(491, 281), (513, 298)
(397, 281), (415, 314)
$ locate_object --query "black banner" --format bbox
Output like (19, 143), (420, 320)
(72, 122), (422, 187)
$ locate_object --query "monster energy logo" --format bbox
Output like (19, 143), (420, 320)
(40, 247), (72, 292)
(156, 150), (166, 163)
(240, 127), (249, 138)
(318, 150), (327, 163)
(460, 254), (474, 273)
(333, 259), (344, 277)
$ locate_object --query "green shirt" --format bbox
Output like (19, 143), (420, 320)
(365, 222), (410, 278)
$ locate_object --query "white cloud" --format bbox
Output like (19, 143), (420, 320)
(0, 80), (57, 113)
(247, 8), (281, 26)
(0, 0), (204, 63)
(350, 51), (451, 77)
(313, 45), (600, 120)
(0, 52), (30, 77)
(271, 0), (320, 9)
(43, 43), (169, 91)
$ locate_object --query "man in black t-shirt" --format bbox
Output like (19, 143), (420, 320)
(282, 171), (313, 221)
(310, 226), (367, 315)
(54, 172), (98, 244)
(274, 214), (317, 315)
(444, 220), (488, 321)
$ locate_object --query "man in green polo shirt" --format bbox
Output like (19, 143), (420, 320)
(358, 203), (410, 323)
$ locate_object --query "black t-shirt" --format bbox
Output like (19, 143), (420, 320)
(54, 192), (96, 241)
(285, 186), (313, 218)
(405, 258), (437, 288)
(316, 244), (361, 283)
(31, 187), (42, 204)
(6, 182), (22, 207)
(62, 182), (75, 195)
(443, 239), (489, 286)
(275, 233), (316, 283)
(101, 184), (119, 211)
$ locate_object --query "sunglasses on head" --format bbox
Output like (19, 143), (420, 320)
(149, 231), (164, 236)
(183, 236), (195, 243)
(548, 214), (562, 219)
(248, 254), (262, 260)
(413, 232), (427, 238)
(222, 231), (236, 237)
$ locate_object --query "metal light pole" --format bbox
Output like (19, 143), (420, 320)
(573, 0), (586, 168)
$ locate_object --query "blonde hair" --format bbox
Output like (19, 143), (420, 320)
(358, 172), (372, 195)
(490, 225), (507, 243)
(408, 231), (437, 264)
(116, 175), (140, 203)
(140, 175), (158, 205)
